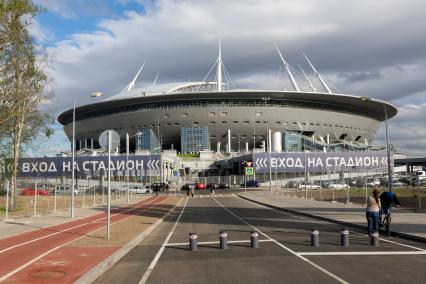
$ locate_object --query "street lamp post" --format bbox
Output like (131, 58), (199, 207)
(361, 97), (392, 192)
(261, 97), (272, 194)
(71, 92), (104, 218)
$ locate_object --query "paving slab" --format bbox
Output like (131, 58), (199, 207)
(238, 191), (426, 241)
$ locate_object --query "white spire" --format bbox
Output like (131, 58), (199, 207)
(216, 41), (223, 92)
(302, 52), (332, 94)
(274, 41), (300, 92)
(298, 64), (316, 92)
(152, 72), (159, 86)
(122, 61), (146, 92)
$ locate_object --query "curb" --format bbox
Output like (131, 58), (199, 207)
(75, 197), (183, 284)
(237, 194), (426, 244)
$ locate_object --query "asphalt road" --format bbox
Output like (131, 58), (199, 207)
(95, 194), (426, 284)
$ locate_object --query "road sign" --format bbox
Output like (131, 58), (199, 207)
(245, 167), (254, 175)
(173, 169), (179, 177)
(99, 130), (120, 150)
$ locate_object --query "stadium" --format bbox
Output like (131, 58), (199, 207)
(57, 45), (397, 156)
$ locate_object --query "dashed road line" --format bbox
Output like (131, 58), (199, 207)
(165, 239), (273, 247)
(298, 251), (426, 256)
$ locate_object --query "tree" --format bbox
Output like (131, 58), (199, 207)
(0, 0), (51, 210)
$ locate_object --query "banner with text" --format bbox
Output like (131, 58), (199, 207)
(4, 155), (161, 178)
(253, 152), (390, 173)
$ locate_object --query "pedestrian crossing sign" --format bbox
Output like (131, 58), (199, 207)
(245, 167), (254, 175)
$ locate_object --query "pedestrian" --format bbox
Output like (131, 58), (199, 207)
(191, 186), (195, 197)
(210, 186), (215, 196)
(186, 185), (190, 197)
(366, 188), (381, 237)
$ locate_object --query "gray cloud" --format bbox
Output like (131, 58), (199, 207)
(36, 0), (426, 157)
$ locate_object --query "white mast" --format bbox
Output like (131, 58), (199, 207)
(274, 42), (300, 92)
(122, 61), (146, 92)
(152, 72), (159, 86)
(302, 52), (332, 94)
(216, 41), (223, 92)
(298, 64), (316, 92)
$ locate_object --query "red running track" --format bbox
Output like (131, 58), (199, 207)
(0, 196), (165, 282)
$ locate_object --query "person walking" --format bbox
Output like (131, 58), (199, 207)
(191, 186), (195, 197)
(366, 188), (381, 237)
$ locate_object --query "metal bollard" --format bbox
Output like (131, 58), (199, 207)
(370, 232), (379, 246)
(189, 233), (198, 251)
(251, 231), (259, 248)
(340, 229), (349, 247)
(220, 230), (228, 249)
(311, 229), (320, 247)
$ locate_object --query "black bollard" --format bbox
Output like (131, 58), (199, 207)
(311, 229), (320, 247)
(189, 233), (198, 251)
(370, 232), (379, 246)
(251, 231), (259, 248)
(340, 229), (349, 247)
(220, 230), (228, 249)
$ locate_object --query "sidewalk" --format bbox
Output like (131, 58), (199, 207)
(238, 191), (426, 242)
(0, 195), (148, 239)
(0, 195), (181, 284)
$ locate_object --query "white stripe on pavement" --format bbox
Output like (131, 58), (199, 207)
(139, 198), (188, 284)
(298, 251), (426, 256)
(213, 197), (350, 284)
(166, 239), (273, 247)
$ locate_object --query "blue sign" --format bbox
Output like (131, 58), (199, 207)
(253, 151), (391, 173)
(173, 169), (179, 177)
(5, 155), (161, 178)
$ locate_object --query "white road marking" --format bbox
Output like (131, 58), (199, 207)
(0, 198), (161, 282)
(298, 251), (426, 256)
(213, 197), (350, 284)
(139, 198), (188, 284)
(238, 196), (425, 251)
(166, 239), (273, 247)
(0, 197), (159, 254)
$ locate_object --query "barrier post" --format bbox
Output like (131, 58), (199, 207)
(340, 229), (349, 247)
(370, 232), (379, 246)
(220, 230), (228, 249)
(251, 231), (259, 248)
(189, 233), (198, 251)
(311, 229), (319, 247)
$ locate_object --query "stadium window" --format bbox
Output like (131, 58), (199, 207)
(242, 135), (247, 139)
(193, 122), (199, 125)
(209, 112), (216, 116)
(256, 112), (262, 116)
(231, 135), (237, 138)
(174, 122), (179, 126)
(211, 135), (216, 139)
(244, 121), (250, 124)
(221, 112), (227, 116)
(233, 120), (238, 124)
(182, 113), (189, 117)
(276, 121), (281, 124)
(221, 121), (227, 124)
(255, 121), (260, 124)
(163, 114), (170, 118)
(210, 121), (216, 124)
(166, 122), (171, 126)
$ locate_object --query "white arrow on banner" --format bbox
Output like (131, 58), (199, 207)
(154, 160), (160, 170)
(147, 160), (152, 170)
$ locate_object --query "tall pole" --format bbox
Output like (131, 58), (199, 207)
(126, 133), (130, 204)
(107, 130), (111, 239)
(5, 180), (10, 221)
(383, 103), (392, 192)
(71, 102), (76, 218)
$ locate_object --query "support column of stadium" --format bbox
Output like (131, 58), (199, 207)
(227, 129), (231, 153)
(361, 97), (392, 192)
(261, 96), (272, 193)
(71, 92), (104, 218)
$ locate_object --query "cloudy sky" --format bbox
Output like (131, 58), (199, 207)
(31, 0), (426, 157)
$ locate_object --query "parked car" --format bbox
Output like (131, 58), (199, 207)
(329, 182), (350, 190)
(392, 180), (406, 187)
(150, 182), (169, 192)
(297, 182), (321, 190)
(181, 183), (195, 191)
(130, 186), (153, 194)
(20, 188), (49, 196)
(195, 182), (206, 190)
(206, 183), (219, 190)
(218, 183), (230, 189)
(241, 180), (259, 188)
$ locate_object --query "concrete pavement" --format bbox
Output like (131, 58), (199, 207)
(238, 191), (426, 241)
